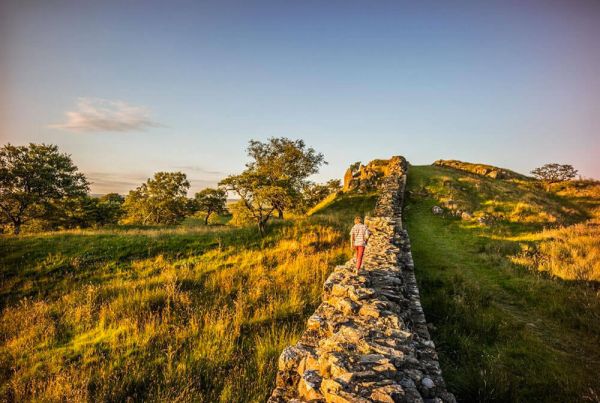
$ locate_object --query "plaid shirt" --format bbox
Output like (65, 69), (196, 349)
(350, 223), (370, 246)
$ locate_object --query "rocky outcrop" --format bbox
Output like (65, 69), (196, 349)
(269, 156), (455, 403)
(433, 160), (526, 180)
(343, 159), (401, 192)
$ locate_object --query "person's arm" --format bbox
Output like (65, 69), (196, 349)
(350, 227), (355, 248)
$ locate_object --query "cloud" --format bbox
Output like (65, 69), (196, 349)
(86, 172), (148, 194)
(86, 172), (219, 195)
(173, 165), (224, 176)
(50, 98), (162, 132)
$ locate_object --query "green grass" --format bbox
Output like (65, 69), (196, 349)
(404, 165), (600, 402)
(0, 192), (376, 402)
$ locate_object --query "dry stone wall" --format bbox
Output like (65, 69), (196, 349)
(269, 156), (455, 403)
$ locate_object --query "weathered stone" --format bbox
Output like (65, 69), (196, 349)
(329, 296), (359, 316)
(359, 303), (381, 318)
(269, 156), (455, 403)
(432, 206), (443, 215)
(298, 370), (323, 401)
(279, 345), (309, 372)
(422, 377), (435, 388)
(370, 384), (405, 402)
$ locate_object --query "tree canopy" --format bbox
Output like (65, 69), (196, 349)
(194, 188), (227, 224)
(531, 163), (578, 183)
(220, 170), (288, 235)
(220, 138), (326, 233)
(245, 138), (325, 218)
(0, 143), (89, 234)
(122, 172), (190, 225)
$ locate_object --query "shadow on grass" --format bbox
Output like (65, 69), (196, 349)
(404, 172), (600, 403)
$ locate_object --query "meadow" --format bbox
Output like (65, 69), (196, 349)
(404, 164), (600, 402)
(0, 193), (377, 402)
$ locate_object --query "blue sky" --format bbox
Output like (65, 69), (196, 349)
(1, 0), (598, 194)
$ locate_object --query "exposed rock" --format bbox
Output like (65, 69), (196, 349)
(343, 158), (403, 193)
(269, 156), (455, 403)
(431, 206), (443, 215)
(433, 159), (526, 180)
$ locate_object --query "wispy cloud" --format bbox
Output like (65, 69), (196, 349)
(50, 98), (162, 132)
(173, 165), (224, 176)
(86, 172), (218, 195)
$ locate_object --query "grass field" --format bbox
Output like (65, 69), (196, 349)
(404, 165), (600, 402)
(0, 193), (376, 402)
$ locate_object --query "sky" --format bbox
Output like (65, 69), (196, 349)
(1, 0), (599, 194)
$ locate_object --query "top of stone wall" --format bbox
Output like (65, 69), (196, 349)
(269, 156), (455, 403)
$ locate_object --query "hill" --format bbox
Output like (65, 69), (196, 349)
(0, 193), (376, 402)
(2, 157), (599, 402)
(404, 163), (600, 402)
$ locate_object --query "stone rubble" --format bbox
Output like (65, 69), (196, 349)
(269, 156), (455, 403)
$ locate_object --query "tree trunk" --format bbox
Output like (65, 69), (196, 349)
(205, 211), (211, 225)
(258, 220), (266, 236)
(276, 207), (284, 219)
(13, 222), (21, 235)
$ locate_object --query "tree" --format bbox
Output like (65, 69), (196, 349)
(219, 170), (288, 235)
(0, 143), (89, 234)
(96, 193), (125, 225)
(325, 179), (342, 194)
(122, 172), (190, 225)
(194, 188), (227, 224)
(245, 138), (325, 218)
(531, 163), (578, 188)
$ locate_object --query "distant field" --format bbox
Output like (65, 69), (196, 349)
(404, 165), (600, 402)
(0, 193), (377, 402)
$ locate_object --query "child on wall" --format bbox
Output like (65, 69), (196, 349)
(350, 216), (370, 272)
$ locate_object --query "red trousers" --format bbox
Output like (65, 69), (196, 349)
(355, 246), (365, 270)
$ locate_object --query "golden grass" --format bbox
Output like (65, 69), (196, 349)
(0, 198), (367, 402)
(509, 180), (600, 282)
(511, 222), (600, 282)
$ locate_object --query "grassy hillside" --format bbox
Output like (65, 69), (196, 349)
(0, 192), (376, 402)
(404, 164), (600, 402)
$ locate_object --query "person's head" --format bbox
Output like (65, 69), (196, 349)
(354, 216), (362, 224)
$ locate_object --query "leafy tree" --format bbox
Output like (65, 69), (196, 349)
(122, 172), (190, 225)
(0, 143), (89, 234)
(219, 171), (288, 235)
(48, 193), (124, 229)
(96, 193), (125, 225)
(245, 138), (325, 218)
(531, 163), (578, 190)
(531, 163), (578, 183)
(194, 188), (227, 224)
(325, 179), (342, 194)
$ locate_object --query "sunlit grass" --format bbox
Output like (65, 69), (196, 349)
(0, 192), (376, 402)
(405, 165), (600, 402)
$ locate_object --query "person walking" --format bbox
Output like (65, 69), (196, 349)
(350, 216), (370, 272)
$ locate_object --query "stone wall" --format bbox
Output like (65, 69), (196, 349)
(269, 156), (455, 403)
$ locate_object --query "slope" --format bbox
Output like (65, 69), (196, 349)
(404, 164), (600, 402)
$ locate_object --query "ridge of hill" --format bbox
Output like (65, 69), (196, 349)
(433, 159), (529, 180)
